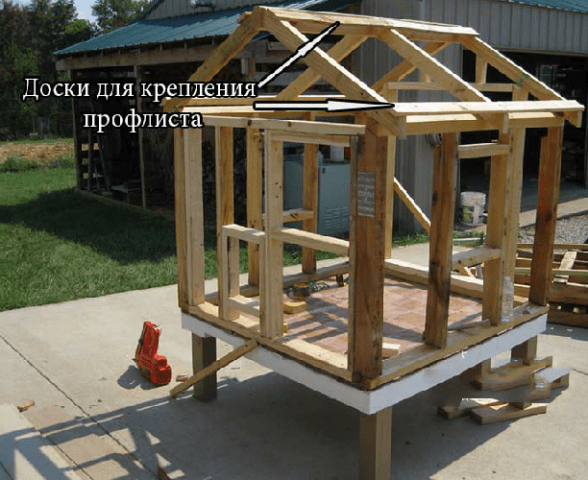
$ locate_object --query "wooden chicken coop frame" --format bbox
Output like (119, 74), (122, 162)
(165, 6), (584, 479)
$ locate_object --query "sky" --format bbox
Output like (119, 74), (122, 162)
(10, 0), (97, 22)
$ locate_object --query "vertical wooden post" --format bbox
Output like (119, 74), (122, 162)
(530, 126), (564, 305)
(384, 135), (397, 259)
(174, 129), (188, 309)
(70, 75), (83, 190)
(482, 132), (511, 325)
(87, 128), (94, 192)
(247, 128), (263, 286)
(302, 115), (319, 274)
(134, 66), (147, 209)
(424, 133), (458, 348)
(348, 122), (388, 380)
(359, 407), (392, 480)
(263, 130), (284, 338)
(504, 128), (526, 281)
(216, 126), (237, 320)
(191, 334), (217, 401)
(184, 128), (205, 306)
(475, 56), (488, 84)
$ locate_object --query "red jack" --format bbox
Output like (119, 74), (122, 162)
(134, 321), (172, 386)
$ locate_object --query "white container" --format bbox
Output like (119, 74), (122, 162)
(460, 191), (486, 226)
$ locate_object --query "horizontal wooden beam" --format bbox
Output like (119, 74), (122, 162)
(470, 83), (515, 93)
(458, 142), (511, 159)
(274, 228), (349, 256)
(519, 243), (588, 251)
(227, 295), (261, 317)
(392, 100), (583, 116)
(222, 224), (265, 245)
(271, 131), (351, 147)
(263, 208), (314, 225)
(452, 247), (501, 270)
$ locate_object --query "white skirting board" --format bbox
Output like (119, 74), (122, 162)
(181, 313), (547, 415)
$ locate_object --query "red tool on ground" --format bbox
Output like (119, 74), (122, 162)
(134, 321), (172, 386)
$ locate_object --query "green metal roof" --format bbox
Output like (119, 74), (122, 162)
(505, 0), (588, 13)
(55, 0), (358, 56)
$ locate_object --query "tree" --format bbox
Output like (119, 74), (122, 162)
(91, 0), (148, 34)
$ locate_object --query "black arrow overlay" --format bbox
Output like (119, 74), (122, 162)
(257, 21), (341, 89)
(253, 99), (395, 113)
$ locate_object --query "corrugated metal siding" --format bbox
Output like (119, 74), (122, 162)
(147, 0), (278, 20)
(421, 0), (588, 54)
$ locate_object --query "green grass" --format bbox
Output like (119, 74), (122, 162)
(0, 137), (74, 146)
(0, 153), (75, 173)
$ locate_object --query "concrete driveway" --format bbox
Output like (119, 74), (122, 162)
(1, 265), (587, 479)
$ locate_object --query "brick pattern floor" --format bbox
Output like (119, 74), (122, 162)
(281, 278), (483, 356)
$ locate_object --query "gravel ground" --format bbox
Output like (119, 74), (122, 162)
(519, 213), (588, 244)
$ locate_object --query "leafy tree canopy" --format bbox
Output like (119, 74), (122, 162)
(91, 0), (148, 34)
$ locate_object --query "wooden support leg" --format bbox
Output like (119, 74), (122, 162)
(424, 133), (458, 348)
(384, 136), (397, 260)
(359, 407), (392, 480)
(530, 127), (564, 305)
(191, 334), (217, 402)
(247, 128), (263, 286)
(510, 336), (538, 408)
(348, 123), (388, 380)
(174, 129), (188, 309)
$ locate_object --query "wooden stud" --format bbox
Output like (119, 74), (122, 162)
(184, 128), (205, 306)
(71, 89), (83, 189)
(385, 136), (397, 259)
(263, 131), (284, 338)
(275, 228), (349, 256)
(302, 113), (319, 274)
(424, 133), (458, 349)
(215, 127), (237, 320)
(393, 178), (431, 234)
(247, 128), (263, 286)
(221, 230), (240, 320)
(530, 127), (564, 305)
(174, 129), (188, 309)
(475, 56), (488, 84)
(511, 337), (538, 365)
(482, 133), (511, 325)
(191, 334), (217, 402)
(359, 407), (392, 480)
(348, 124), (388, 380)
(87, 128), (94, 192)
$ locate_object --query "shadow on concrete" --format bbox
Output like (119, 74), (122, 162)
(543, 322), (588, 342)
(5, 368), (567, 480)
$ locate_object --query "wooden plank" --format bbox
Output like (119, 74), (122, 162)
(471, 83), (515, 92)
(227, 295), (261, 317)
(458, 142), (511, 159)
(223, 224), (265, 244)
(386, 81), (445, 91)
(264, 131), (284, 338)
(393, 178), (431, 233)
(373, 41), (449, 93)
(452, 247), (501, 270)
(378, 29), (489, 103)
(221, 230), (240, 320)
(438, 398), (505, 420)
(385, 136), (397, 259)
(385, 258), (484, 299)
(134, 66), (147, 209)
(475, 56), (488, 84)
(530, 127), (564, 305)
(184, 128), (206, 306)
(191, 334), (217, 401)
(247, 128), (263, 286)
(470, 403), (547, 424)
(170, 340), (258, 398)
(473, 357), (552, 390)
(262, 208), (314, 225)
(262, 11), (406, 137)
(270, 131), (350, 146)
(359, 407), (392, 480)
(302, 116), (319, 274)
(424, 133), (458, 348)
(348, 125), (388, 379)
(174, 129), (188, 309)
(163, 10), (262, 111)
(275, 228), (349, 256)
(275, 34), (367, 100)
(519, 243), (588, 251)
(215, 127), (236, 320)
(262, 7), (479, 37)
(515, 267), (588, 278)
(483, 133), (511, 325)
(548, 309), (588, 327)
(392, 100), (582, 116)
